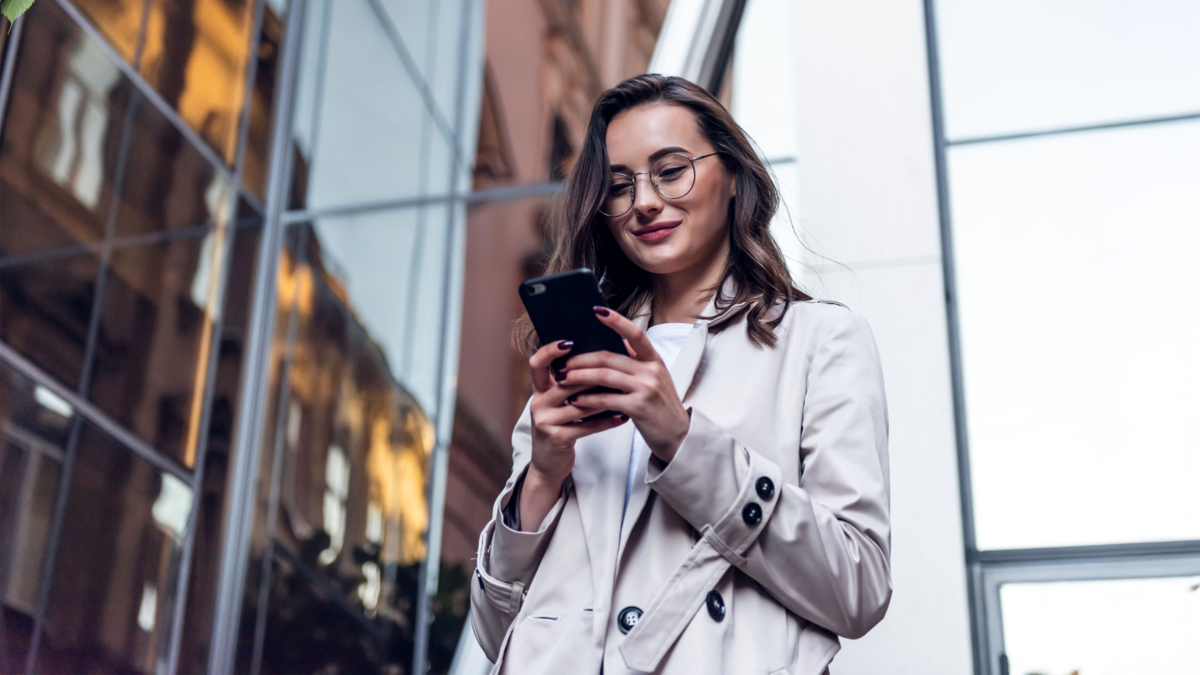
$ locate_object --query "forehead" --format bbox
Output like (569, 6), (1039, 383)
(605, 103), (707, 165)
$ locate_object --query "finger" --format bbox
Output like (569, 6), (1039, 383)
(565, 392), (632, 414)
(560, 367), (639, 393)
(538, 381), (595, 407)
(537, 401), (622, 428)
(559, 412), (630, 441)
(623, 338), (637, 359)
(529, 340), (574, 392)
(593, 306), (658, 363)
(562, 350), (641, 375)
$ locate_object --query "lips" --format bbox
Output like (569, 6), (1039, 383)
(631, 220), (680, 242)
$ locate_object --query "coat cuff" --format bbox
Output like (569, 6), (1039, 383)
(645, 409), (784, 564)
(484, 466), (569, 587)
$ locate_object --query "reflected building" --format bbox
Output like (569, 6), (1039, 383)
(1, 0), (484, 673)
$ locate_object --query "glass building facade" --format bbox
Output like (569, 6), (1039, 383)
(0, 0), (484, 673)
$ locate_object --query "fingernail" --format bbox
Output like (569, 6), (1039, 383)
(618, 414), (629, 421)
(553, 369), (566, 382)
(558, 340), (574, 350)
(593, 306), (610, 317)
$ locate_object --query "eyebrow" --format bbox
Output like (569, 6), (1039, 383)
(609, 146), (691, 174)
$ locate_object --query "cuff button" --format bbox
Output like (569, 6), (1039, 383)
(755, 476), (775, 500)
(742, 502), (762, 525)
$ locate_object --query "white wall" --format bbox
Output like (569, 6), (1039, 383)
(733, 1), (974, 672)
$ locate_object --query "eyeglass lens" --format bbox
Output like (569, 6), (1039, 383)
(601, 154), (698, 217)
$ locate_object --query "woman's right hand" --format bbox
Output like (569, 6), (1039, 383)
(520, 340), (628, 531)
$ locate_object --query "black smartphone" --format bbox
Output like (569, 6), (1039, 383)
(519, 268), (628, 419)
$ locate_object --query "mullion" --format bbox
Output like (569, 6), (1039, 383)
(0, 13), (25, 142)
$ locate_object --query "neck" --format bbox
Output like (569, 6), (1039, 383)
(649, 239), (729, 326)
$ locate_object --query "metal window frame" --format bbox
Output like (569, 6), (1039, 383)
(922, 2), (1200, 674)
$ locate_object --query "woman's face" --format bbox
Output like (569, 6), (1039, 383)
(603, 103), (736, 278)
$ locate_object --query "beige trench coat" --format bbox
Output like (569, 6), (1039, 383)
(470, 294), (891, 675)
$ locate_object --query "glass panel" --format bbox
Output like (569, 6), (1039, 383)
(289, 0), (440, 209)
(311, 206), (451, 412)
(139, 0), (257, 165)
(950, 121), (1200, 550)
(35, 422), (191, 675)
(235, 221), (436, 673)
(0, 250), (100, 392)
(87, 223), (231, 467)
(114, 95), (233, 240)
(71, 0), (147, 65)
(0, 362), (71, 673)
(0, 1), (133, 256)
(936, 0), (1200, 140)
(177, 213), (261, 675)
(240, 1), (286, 198)
(1000, 576), (1200, 675)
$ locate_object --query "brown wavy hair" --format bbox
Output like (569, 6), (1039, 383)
(516, 74), (809, 355)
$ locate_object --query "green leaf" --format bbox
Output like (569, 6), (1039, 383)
(1, 0), (36, 25)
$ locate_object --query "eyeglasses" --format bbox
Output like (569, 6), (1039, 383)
(600, 152), (719, 217)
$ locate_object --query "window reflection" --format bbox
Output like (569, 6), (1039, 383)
(71, 0), (146, 65)
(240, 2), (284, 198)
(236, 223), (435, 673)
(36, 422), (190, 675)
(139, 0), (257, 165)
(87, 225), (231, 468)
(0, 1), (132, 256)
(0, 362), (71, 674)
(177, 217), (261, 675)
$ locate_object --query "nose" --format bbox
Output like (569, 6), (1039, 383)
(631, 172), (663, 217)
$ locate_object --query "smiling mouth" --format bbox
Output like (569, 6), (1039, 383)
(631, 220), (680, 242)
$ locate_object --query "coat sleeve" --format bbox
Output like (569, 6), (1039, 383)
(469, 399), (570, 660)
(645, 309), (891, 638)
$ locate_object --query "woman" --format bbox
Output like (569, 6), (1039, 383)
(470, 74), (890, 675)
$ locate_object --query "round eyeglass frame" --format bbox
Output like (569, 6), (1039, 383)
(599, 152), (720, 217)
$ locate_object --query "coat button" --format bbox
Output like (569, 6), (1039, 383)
(476, 570), (484, 591)
(756, 476), (775, 500)
(618, 606), (643, 634)
(706, 590), (725, 622)
(742, 502), (762, 525)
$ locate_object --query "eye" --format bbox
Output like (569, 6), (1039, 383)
(657, 165), (686, 181)
(608, 182), (632, 197)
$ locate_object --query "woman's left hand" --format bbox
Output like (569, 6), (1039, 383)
(558, 307), (691, 463)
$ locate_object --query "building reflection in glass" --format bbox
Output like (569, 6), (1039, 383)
(234, 223), (435, 674)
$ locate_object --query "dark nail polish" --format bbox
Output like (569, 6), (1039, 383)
(593, 306), (610, 317)
(553, 369), (566, 382)
(558, 340), (574, 350)
(618, 414), (629, 421)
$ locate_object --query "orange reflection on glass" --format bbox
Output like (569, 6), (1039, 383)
(139, 0), (256, 165)
(71, 0), (145, 64)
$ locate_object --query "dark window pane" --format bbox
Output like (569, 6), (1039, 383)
(87, 229), (228, 467)
(35, 422), (191, 675)
(0, 250), (100, 391)
(138, 0), (257, 165)
(0, 1), (135, 256)
(177, 211), (260, 675)
(240, 2), (286, 198)
(0, 362), (71, 674)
